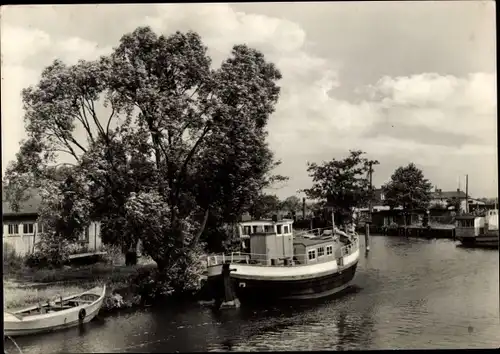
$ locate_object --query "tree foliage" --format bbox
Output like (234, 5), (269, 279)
(248, 194), (281, 219)
(281, 196), (301, 216)
(382, 163), (433, 213)
(303, 150), (379, 224)
(4, 27), (284, 280)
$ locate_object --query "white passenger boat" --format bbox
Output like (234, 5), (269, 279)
(205, 218), (359, 302)
(455, 209), (499, 249)
(4, 285), (106, 337)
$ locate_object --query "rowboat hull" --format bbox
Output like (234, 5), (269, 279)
(4, 285), (106, 337)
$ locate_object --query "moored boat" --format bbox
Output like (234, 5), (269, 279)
(205, 217), (360, 303)
(4, 285), (106, 337)
(455, 210), (499, 249)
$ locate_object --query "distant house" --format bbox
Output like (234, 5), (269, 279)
(355, 188), (404, 227)
(2, 189), (102, 257)
(429, 188), (482, 213)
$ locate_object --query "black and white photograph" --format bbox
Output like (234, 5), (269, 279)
(2, 1), (498, 352)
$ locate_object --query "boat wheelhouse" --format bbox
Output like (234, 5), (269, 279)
(455, 209), (499, 249)
(205, 217), (360, 302)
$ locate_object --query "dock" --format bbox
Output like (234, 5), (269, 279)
(358, 225), (456, 239)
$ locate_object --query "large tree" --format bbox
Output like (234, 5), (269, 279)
(281, 196), (301, 216)
(303, 150), (379, 225)
(248, 194), (281, 219)
(4, 27), (283, 277)
(382, 163), (433, 224)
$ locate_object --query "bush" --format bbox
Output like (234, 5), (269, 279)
(24, 233), (69, 269)
(100, 244), (125, 265)
(3, 242), (24, 272)
(128, 246), (206, 303)
(66, 242), (89, 255)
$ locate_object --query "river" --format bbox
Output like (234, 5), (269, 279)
(5, 235), (499, 352)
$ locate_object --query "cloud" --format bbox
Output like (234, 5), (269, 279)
(1, 24), (112, 173)
(1, 4), (496, 198)
(1, 25), (52, 66)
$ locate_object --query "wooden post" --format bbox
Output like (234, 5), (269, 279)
(465, 174), (469, 214)
(219, 263), (240, 309)
(302, 197), (306, 219)
(365, 162), (373, 252)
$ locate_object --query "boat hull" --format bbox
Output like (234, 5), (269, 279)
(457, 234), (499, 249)
(206, 260), (358, 303)
(4, 287), (106, 337)
(234, 261), (358, 301)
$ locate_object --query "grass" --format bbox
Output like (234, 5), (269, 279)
(3, 255), (157, 312)
(5, 261), (156, 284)
(4, 281), (99, 311)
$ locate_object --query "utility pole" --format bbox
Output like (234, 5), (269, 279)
(465, 174), (469, 214)
(365, 162), (373, 252)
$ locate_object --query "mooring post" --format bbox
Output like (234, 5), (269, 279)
(219, 263), (240, 309)
(365, 161), (373, 252)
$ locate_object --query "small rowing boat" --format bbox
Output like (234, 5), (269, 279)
(4, 285), (106, 337)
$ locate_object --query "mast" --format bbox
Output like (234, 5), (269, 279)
(365, 161), (373, 252)
(465, 174), (469, 214)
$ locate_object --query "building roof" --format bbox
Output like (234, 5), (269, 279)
(2, 188), (42, 217)
(431, 190), (467, 200)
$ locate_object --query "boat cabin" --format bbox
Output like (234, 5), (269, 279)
(235, 219), (295, 266)
(456, 210), (499, 238)
(293, 236), (341, 265)
(455, 215), (483, 238)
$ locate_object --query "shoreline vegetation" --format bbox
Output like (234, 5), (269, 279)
(3, 248), (206, 316)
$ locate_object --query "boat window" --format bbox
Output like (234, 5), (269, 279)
(277, 224), (283, 234)
(308, 249), (316, 260)
(317, 247), (325, 257)
(283, 225), (289, 234)
(252, 226), (257, 233)
(264, 225), (274, 233)
(326, 245), (333, 255)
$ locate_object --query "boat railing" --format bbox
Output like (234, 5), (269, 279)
(294, 226), (335, 237)
(207, 236), (359, 267)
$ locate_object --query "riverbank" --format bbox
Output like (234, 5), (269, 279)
(3, 260), (158, 315)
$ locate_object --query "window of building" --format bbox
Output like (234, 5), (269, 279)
(7, 224), (19, 235)
(264, 225), (274, 233)
(283, 225), (289, 234)
(243, 226), (252, 235)
(277, 224), (282, 234)
(308, 249), (316, 260)
(79, 227), (90, 242)
(23, 223), (34, 234)
(380, 193), (385, 201)
(326, 245), (333, 255)
(317, 247), (325, 257)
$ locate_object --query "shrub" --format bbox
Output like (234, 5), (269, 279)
(3, 242), (24, 272)
(128, 245), (206, 303)
(100, 244), (125, 265)
(24, 233), (70, 269)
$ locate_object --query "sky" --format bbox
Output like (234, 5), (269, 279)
(1, 2), (497, 199)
